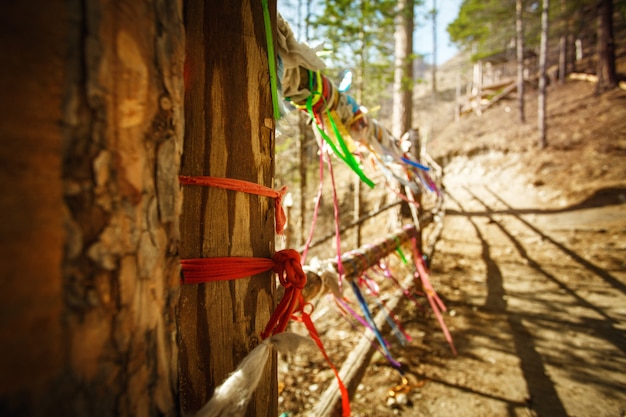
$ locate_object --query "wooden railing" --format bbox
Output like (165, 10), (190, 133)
(297, 155), (446, 417)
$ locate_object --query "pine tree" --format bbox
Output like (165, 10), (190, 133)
(595, 0), (618, 92)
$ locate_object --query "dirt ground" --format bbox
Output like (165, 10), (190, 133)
(277, 79), (626, 417)
(392, 154), (626, 417)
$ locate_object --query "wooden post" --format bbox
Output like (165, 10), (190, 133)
(329, 225), (419, 280)
(538, 0), (549, 148)
(178, 1), (278, 416)
(516, 0), (526, 123)
(455, 71), (461, 121)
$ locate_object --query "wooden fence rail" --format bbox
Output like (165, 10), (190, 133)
(306, 215), (443, 416)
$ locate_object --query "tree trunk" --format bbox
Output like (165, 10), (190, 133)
(391, 0), (415, 227)
(178, 1), (278, 417)
(431, 0), (438, 95)
(538, 0), (550, 149)
(297, 0), (313, 248)
(0, 1), (184, 416)
(516, 0), (526, 123)
(595, 0), (617, 93)
(392, 0), (415, 140)
(558, 0), (568, 84)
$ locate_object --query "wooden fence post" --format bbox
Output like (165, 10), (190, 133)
(178, 1), (278, 416)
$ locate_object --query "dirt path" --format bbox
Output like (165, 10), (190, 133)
(278, 152), (626, 417)
(378, 155), (626, 417)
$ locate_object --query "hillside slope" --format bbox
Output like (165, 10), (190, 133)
(430, 79), (626, 205)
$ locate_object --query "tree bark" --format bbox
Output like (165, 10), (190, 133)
(178, 1), (277, 416)
(516, 0), (526, 123)
(391, 0), (415, 227)
(0, 0), (184, 416)
(558, 0), (568, 84)
(298, 113), (309, 247)
(392, 0), (414, 140)
(595, 0), (617, 93)
(538, 0), (550, 149)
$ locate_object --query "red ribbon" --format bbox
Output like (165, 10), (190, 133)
(181, 249), (352, 414)
(261, 250), (307, 338)
(181, 249), (306, 340)
(179, 175), (351, 411)
(295, 309), (351, 417)
(179, 175), (287, 235)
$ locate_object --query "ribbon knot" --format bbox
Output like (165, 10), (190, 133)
(271, 249), (306, 289)
(262, 249), (307, 339)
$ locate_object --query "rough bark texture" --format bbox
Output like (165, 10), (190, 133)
(392, 0), (414, 140)
(178, 1), (278, 416)
(595, 0), (617, 93)
(516, 0), (526, 123)
(0, 1), (185, 416)
(390, 0), (415, 228)
(538, 0), (550, 149)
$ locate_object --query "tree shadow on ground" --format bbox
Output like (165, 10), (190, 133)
(447, 191), (569, 417)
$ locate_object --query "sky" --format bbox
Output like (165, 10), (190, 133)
(414, 0), (463, 64)
(278, 0), (463, 65)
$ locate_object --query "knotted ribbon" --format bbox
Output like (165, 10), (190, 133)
(181, 249), (306, 339)
(261, 249), (307, 338)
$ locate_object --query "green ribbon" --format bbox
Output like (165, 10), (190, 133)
(262, 0), (280, 119)
(394, 237), (408, 265)
(305, 71), (375, 188)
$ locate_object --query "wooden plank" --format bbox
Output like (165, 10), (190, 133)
(480, 81), (517, 112)
(298, 202), (439, 253)
(298, 201), (402, 252)
(178, 1), (278, 416)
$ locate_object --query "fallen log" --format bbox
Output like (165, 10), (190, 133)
(568, 72), (626, 90)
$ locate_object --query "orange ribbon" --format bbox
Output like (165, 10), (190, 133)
(179, 175), (287, 235)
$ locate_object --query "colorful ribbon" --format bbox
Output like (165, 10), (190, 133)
(350, 280), (402, 370)
(180, 249), (306, 339)
(262, 0), (281, 119)
(295, 308), (351, 417)
(409, 237), (457, 355)
(179, 175), (287, 235)
(304, 71), (375, 188)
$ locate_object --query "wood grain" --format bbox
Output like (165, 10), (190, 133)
(178, 1), (278, 416)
